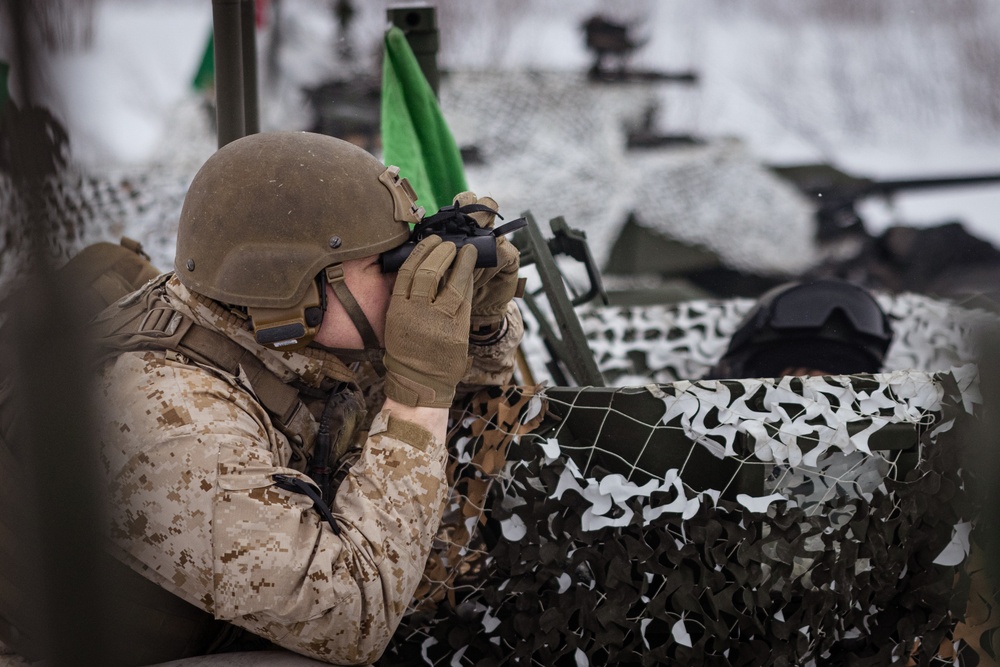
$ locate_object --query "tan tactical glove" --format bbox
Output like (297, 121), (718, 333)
(384, 236), (477, 408)
(452, 191), (522, 341)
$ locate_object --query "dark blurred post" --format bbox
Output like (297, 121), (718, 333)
(387, 3), (440, 98)
(333, 0), (356, 60)
(946, 324), (1000, 659)
(212, 0), (246, 147)
(975, 328), (1000, 590)
(264, 0), (283, 87)
(240, 0), (259, 135)
(1, 0), (120, 663)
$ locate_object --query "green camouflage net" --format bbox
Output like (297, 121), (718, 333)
(384, 367), (983, 666)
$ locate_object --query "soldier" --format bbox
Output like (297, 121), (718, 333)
(92, 131), (522, 664)
(705, 279), (893, 379)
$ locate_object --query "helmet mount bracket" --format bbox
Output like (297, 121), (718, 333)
(249, 279), (325, 351)
(379, 166), (425, 225)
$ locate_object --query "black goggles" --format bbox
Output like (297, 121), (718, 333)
(764, 281), (891, 338)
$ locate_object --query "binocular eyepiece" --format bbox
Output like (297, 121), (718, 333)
(380, 203), (526, 273)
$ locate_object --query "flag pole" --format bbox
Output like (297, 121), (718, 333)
(387, 4), (440, 99)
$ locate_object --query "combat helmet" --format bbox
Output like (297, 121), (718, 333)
(708, 279), (893, 379)
(175, 131), (423, 351)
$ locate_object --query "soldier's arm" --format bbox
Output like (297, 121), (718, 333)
(232, 403), (450, 664)
(451, 191), (525, 398)
(100, 353), (449, 665)
(456, 301), (525, 401)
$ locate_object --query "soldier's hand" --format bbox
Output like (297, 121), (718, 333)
(452, 191), (521, 338)
(383, 236), (477, 408)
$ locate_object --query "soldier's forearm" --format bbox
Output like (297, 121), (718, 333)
(457, 302), (525, 401)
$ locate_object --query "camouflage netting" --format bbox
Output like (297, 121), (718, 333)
(387, 365), (984, 666)
(0, 97), (214, 299)
(441, 71), (819, 276)
(517, 291), (1000, 387)
(2, 67), (992, 666)
(0, 166), (183, 290)
(3, 72), (821, 294)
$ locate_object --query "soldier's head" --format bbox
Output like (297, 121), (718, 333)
(708, 279), (893, 379)
(174, 131), (423, 354)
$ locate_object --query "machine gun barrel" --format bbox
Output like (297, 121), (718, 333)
(807, 172), (1000, 206)
(772, 163), (1000, 203)
(771, 163), (1000, 239)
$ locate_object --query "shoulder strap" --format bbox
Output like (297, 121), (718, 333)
(93, 279), (317, 451)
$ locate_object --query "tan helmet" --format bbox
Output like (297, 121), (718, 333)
(175, 131), (423, 351)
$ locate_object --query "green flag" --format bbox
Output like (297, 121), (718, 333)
(192, 31), (214, 92)
(381, 26), (467, 216)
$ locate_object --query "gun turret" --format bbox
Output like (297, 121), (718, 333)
(771, 163), (1000, 240)
(581, 14), (698, 83)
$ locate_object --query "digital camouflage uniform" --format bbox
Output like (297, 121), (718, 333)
(96, 274), (522, 665)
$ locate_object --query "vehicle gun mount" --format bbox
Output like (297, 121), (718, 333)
(513, 212), (609, 387)
(581, 14), (699, 84)
(771, 163), (1000, 241)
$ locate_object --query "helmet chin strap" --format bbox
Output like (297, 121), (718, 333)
(316, 264), (387, 376)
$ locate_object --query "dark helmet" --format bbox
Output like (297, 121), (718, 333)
(175, 131), (423, 351)
(709, 279), (893, 379)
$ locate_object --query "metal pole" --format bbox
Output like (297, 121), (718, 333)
(3, 2), (119, 663)
(240, 0), (260, 135)
(387, 4), (440, 97)
(212, 0), (245, 148)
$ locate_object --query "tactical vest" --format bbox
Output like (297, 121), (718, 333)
(92, 273), (325, 455)
(0, 239), (364, 664)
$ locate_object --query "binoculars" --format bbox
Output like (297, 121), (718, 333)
(380, 203), (526, 273)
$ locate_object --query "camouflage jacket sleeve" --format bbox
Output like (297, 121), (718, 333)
(457, 301), (524, 398)
(98, 351), (448, 665)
